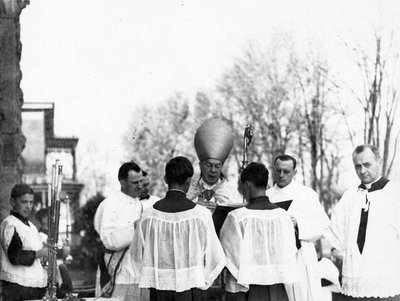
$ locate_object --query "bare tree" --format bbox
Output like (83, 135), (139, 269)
(212, 36), (345, 211)
(346, 26), (400, 177)
(288, 45), (345, 211)
(215, 38), (300, 173)
(124, 93), (197, 195)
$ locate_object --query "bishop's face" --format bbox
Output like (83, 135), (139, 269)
(200, 159), (223, 185)
(353, 148), (381, 185)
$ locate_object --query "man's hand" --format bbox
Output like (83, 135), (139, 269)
(36, 246), (48, 259)
(197, 199), (217, 213)
(62, 245), (71, 258)
(290, 215), (297, 228)
(331, 248), (343, 261)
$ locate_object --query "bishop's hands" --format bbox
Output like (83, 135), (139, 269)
(197, 189), (217, 213)
(196, 199), (217, 213)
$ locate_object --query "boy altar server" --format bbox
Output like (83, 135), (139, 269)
(220, 162), (298, 301)
(131, 156), (226, 300)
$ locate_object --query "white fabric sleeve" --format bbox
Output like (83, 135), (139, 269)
(296, 190), (329, 242)
(219, 213), (241, 280)
(131, 218), (144, 283)
(200, 212), (226, 289)
(324, 195), (347, 252)
(215, 182), (242, 204)
(96, 204), (135, 251)
(0, 221), (14, 252)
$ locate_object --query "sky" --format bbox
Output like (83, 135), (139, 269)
(19, 0), (400, 196)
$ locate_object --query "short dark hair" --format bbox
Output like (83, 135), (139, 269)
(165, 156), (194, 185)
(240, 162), (269, 188)
(274, 154), (297, 170)
(11, 184), (34, 200)
(35, 208), (49, 223)
(353, 144), (380, 160)
(118, 162), (141, 181)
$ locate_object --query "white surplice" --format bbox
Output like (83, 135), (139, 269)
(326, 180), (400, 298)
(266, 181), (329, 301)
(140, 195), (160, 212)
(131, 205), (226, 292)
(94, 190), (144, 301)
(220, 207), (299, 293)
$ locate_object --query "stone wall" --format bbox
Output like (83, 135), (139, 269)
(0, 0), (29, 222)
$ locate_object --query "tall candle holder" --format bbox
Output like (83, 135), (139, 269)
(42, 160), (83, 301)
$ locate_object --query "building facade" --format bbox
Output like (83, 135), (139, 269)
(21, 102), (83, 240)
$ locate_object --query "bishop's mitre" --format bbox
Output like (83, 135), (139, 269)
(194, 117), (234, 164)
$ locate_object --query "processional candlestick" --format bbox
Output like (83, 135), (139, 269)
(42, 160), (82, 301)
(42, 160), (63, 301)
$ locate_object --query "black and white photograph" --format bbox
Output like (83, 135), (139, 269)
(1, 0), (400, 300)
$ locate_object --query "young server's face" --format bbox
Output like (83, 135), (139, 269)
(200, 159), (223, 185)
(274, 159), (296, 188)
(39, 215), (49, 232)
(11, 193), (34, 218)
(353, 148), (381, 184)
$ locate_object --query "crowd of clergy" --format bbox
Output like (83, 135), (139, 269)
(1, 117), (400, 301)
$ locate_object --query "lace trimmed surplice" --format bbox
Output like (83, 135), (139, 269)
(220, 207), (298, 291)
(131, 205), (226, 292)
(327, 180), (400, 298)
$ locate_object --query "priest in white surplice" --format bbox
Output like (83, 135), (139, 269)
(94, 162), (147, 301)
(266, 154), (329, 301)
(326, 144), (400, 300)
(220, 162), (298, 301)
(131, 156), (226, 300)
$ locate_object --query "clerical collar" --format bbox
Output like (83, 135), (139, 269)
(120, 190), (139, 201)
(11, 211), (30, 227)
(168, 189), (186, 194)
(275, 180), (296, 191)
(246, 196), (278, 210)
(358, 177), (389, 192)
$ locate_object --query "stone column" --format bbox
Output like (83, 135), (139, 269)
(0, 0), (30, 223)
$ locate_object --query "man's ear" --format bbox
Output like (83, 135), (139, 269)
(293, 169), (298, 176)
(10, 197), (16, 208)
(244, 180), (252, 190)
(120, 179), (126, 190)
(378, 158), (384, 173)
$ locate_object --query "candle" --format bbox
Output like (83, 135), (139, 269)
(47, 184), (51, 207)
(66, 196), (70, 224)
(56, 165), (63, 201)
(66, 196), (70, 242)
